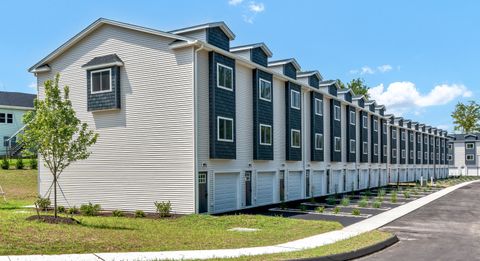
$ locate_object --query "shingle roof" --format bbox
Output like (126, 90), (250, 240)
(82, 54), (123, 68)
(450, 133), (480, 141)
(0, 91), (36, 108)
(169, 21), (236, 40)
(230, 42), (273, 57)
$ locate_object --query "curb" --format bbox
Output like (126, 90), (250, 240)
(292, 234), (399, 261)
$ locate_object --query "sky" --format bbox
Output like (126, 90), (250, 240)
(0, 0), (478, 132)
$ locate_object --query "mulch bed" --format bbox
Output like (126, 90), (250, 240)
(26, 215), (80, 224)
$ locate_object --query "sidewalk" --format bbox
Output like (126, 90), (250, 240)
(4, 180), (477, 261)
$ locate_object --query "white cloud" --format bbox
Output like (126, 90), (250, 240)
(228, 0), (243, 6)
(360, 66), (375, 75)
(377, 64), (393, 73)
(248, 1), (265, 13)
(368, 82), (472, 116)
(28, 82), (36, 90)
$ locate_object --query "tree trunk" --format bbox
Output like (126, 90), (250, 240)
(53, 173), (57, 218)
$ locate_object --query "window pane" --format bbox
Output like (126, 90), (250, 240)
(225, 69), (232, 88)
(0, 113), (5, 123)
(219, 67), (225, 87)
(219, 119), (225, 139)
(226, 120), (233, 140)
(6, 114), (12, 123)
(101, 71), (110, 91)
(92, 72), (101, 92)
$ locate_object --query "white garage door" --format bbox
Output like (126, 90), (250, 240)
(416, 168), (422, 181)
(345, 170), (356, 192)
(380, 169), (387, 186)
(331, 170), (343, 193)
(359, 170), (369, 190)
(256, 171), (275, 205)
(214, 172), (239, 213)
(288, 171), (302, 200)
(370, 169), (378, 188)
(399, 169), (406, 182)
(312, 170), (325, 196)
(390, 169), (397, 183)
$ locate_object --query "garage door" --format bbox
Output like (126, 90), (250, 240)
(312, 170), (325, 196)
(288, 171), (302, 200)
(345, 170), (356, 192)
(214, 172), (239, 213)
(256, 171), (275, 205)
(370, 169), (378, 188)
(380, 170), (387, 186)
(390, 169), (397, 183)
(331, 170), (342, 193)
(359, 170), (369, 190)
(416, 168), (422, 181)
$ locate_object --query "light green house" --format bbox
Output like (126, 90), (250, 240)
(0, 91), (36, 156)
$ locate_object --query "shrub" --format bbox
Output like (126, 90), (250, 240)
(378, 189), (386, 197)
(154, 201), (172, 217)
(326, 196), (336, 205)
(299, 205), (307, 212)
(352, 208), (361, 216)
(373, 200), (382, 208)
(333, 206), (340, 214)
(358, 199), (368, 208)
(1, 158), (9, 170)
(134, 210), (146, 218)
(57, 205), (66, 213)
(309, 197), (316, 203)
(403, 191), (410, 198)
(15, 158), (24, 170)
(340, 197), (350, 206)
(80, 202), (101, 216)
(280, 202), (287, 210)
(35, 197), (51, 211)
(30, 158), (38, 170)
(112, 209), (124, 217)
(365, 190), (372, 197)
(315, 206), (325, 213)
(391, 192), (398, 203)
(67, 206), (79, 215)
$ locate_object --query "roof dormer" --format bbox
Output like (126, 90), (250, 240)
(320, 80), (341, 96)
(375, 105), (385, 116)
(297, 70), (322, 89)
(338, 88), (354, 103)
(230, 42), (272, 67)
(394, 117), (404, 126)
(169, 22), (235, 51)
(268, 58), (301, 79)
(352, 95), (367, 108)
(365, 100), (377, 113)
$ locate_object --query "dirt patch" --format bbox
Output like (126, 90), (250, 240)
(26, 215), (80, 225)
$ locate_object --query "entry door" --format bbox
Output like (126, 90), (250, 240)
(198, 172), (208, 213)
(305, 170), (310, 198)
(279, 170), (285, 202)
(245, 171), (252, 206)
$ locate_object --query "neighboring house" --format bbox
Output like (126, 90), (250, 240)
(447, 133), (480, 176)
(29, 18), (449, 214)
(0, 91), (36, 156)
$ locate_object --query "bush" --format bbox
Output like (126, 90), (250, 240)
(134, 210), (146, 218)
(391, 192), (398, 203)
(315, 206), (325, 213)
(67, 206), (79, 215)
(299, 205), (307, 212)
(378, 189), (386, 197)
(333, 206), (340, 214)
(352, 208), (361, 216)
(154, 201), (172, 217)
(326, 196), (336, 205)
(15, 158), (24, 170)
(365, 190), (372, 197)
(35, 197), (51, 211)
(112, 209), (124, 217)
(57, 205), (66, 213)
(309, 197), (316, 203)
(403, 191), (410, 198)
(80, 202), (101, 216)
(1, 158), (9, 170)
(30, 158), (38, 170)
(373, 200), (382, 208)
(340, 197), (350, 206)
(280, 201), (287, 210)
(358, 199), (368, 208)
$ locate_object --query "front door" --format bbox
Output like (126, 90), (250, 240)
(279, 170), (285, 202)
(245, 171), (252, 206)
(198, 172), (208, 213)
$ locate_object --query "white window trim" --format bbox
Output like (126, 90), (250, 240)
(466, 154), (474, 161)
(217, 116), (234, 142)
(392, 148), (397, 158)
(410, 151), (414, 159)
(291, 90), (301, 110)
(349, 111), (355, 125)
(392, 129), (397, 138)
(466, 143), (475, 149)
(90, 68), (112, 94)
(374, 144), (378, 155)
(315, 133), (323, 150)
(291, 129), (301, 148)
(4, 113), (13, 124)
(334, 137), (341, 152)
(362, 116), (368, 129)
(401, 149), (406, 158)
(401, 131), (406, 141)
(418, 151), (422, 159)
(216, 63), (234, 91)
(259, 124), (272, 146)
(363, 142), (368, 155)
(373, 119), (378, 131)
(259, 78), (272, 102)
(410, 133), (414, 142)
(315, 98), (323, 116)
(334, 105), (341, 121)
(349, 139), (356, 153)
(448, 144), (453, 149)
(383, 145), (387, 156)
(448, 155), (452, 161)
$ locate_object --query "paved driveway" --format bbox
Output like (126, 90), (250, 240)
(361, 181), (480, 260)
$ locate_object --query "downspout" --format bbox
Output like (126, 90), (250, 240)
(194, 43), (205, 214)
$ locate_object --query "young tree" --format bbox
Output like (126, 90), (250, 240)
(21, 74), (98, 218)
(336, 79), (346, 89)
(347, 78), (370, 99)
(451, 101), (480, 134)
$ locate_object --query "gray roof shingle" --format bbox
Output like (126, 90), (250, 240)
(82, 54), (123, 68)
(0, 91), (36, 108)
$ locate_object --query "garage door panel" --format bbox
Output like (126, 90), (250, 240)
(214, 173), (239, 213)
(288, 171), (302, 200)
(256, 172), (275, 205)
(312, 170), (325, 196)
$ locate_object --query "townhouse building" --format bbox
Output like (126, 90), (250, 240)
(447, 133), (480, 176)
(29, 18), (449, 214)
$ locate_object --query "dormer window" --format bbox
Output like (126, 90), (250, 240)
(91, 68), (112, 94)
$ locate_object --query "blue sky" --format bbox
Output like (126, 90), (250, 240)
(1, 0), (478, 132)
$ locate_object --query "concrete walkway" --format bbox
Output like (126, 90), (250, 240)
(3, 180), (477, 261)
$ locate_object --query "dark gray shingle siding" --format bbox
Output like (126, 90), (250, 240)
(253, 69), (273, 160)
(87, 66), (121, 111)
(207, 27), (230, 51)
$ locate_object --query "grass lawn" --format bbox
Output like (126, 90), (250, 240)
(0, 169), (343, 255)
(218, 230), (392, 260)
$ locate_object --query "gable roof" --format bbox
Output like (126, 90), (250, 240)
(352, 94), (367, 101)
(297, 70), (323, 81)
(268, 58), (301, 71)
(29, 18), (194, 73)
(338, 88), (355, 96)
(169, 21), (235, 40)
(82, 54), (124, 69)
(230, 42), (272, 57)
(0, 91), (36, 108)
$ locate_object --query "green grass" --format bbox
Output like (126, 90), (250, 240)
(0, 169), (343, 255)
(215, 230), (392, 260)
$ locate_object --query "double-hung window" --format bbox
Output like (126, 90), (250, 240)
(291, 90), (300, 110)
(349, 111), (355, 125)
(466, 143), (474, 149)
(401, 149), (406, 159)
(392, 148), (397, 158)
(91, 68), (112, 94)
(363, 142), (368, 154)
(410, 151), (414, 159)
(315, 133), (323, 150)
(259, 124), (272, 145)
(425, 152), (428, 159)
(217, 63), (233, 91)
(373, 119), (378, 131)
(392, 129), (397, 138)
(334, 137), (341, 152)
(374, 144), (378, 155)
(362, 116), (367, 128)
(466, 154), (474, 161)
(6, 114), (12, 124)
(410, 133), (414, 142)
(291, 129), (301, 148)
(259, 79), (272, 102)
(217, 116), (234, 142)
(315, 98), (323, 116)
(350, 139), (356, 153)
(401, 131), (406, 141)
(0, 113), (4, 123)
(334, 106), (341, 121)
(418, 151), (422, 159)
